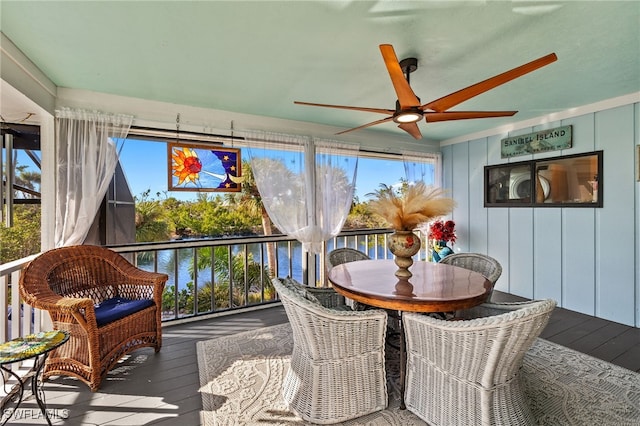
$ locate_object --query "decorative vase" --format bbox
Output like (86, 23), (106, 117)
(431, 240), (453, 263)
(388, 230), (421, 278)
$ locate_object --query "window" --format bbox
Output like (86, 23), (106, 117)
(105, 135), (440, 243)
(484, 151), (602, 207)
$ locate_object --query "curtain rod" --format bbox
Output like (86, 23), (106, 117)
(358, 148), (440, 159)
(129, 126), (245, 145)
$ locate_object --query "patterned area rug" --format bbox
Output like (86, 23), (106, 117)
(197, 323), (640, 425)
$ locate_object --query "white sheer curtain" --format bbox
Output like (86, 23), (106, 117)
(402, 150), (443, 239)
(54, 108), (133, 247)
(244, 131), (359, 255)
(402, 150), (441, 187)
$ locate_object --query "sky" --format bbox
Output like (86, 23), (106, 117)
(118, 138), (412, 202)
(9, 137), (430, 203)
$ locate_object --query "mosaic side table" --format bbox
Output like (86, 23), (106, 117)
(0, 331), (69, 425)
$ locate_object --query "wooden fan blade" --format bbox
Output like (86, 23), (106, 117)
(423, 53), (558, 112)
(294, 101), (393, 115)
(335, 116), (394, 135)
(398, 122), (422, 139)
(379, 44), (421, 109)
(424, 111), (517, 122)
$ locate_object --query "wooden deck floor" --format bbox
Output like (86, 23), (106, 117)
(5, 292), (640, 425)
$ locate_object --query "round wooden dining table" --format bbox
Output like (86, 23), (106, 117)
(327, 259), (491, 312)
(327, 259), (492, 409)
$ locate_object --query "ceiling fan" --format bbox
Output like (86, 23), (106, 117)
(294, 44), (557, 140)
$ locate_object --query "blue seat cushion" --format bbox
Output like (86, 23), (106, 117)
(94, 297), (154, 327)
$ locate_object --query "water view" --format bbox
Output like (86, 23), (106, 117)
(137, 238), (392, 295)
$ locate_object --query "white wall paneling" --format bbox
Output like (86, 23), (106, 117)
(562, 208), (596, 314)
(485, 134), (510, 294)
(533, 208), (562, 302)
(594, 105), (635, 325)
(635, 102), (640, 326)
(633, 103), (640, 327)
(451, 143), (470, 252)
(468, 138), (488, 254)
(508, 208), (535, 299)
(444, 99), (640, 327)
(488, 207), (510, 294)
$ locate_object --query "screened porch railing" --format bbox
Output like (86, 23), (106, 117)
(0, 228), (433, 369)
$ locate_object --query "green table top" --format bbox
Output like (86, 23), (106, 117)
(0, 331), (69, 365)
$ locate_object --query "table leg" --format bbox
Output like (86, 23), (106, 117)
(0, 355), (53, 426)
(1, 366), (24, 426)
(32, 354), (53, 426)
(398, 311), (406, 410)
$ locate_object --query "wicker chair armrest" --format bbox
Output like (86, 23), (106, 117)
(25, 292), (94, 315)
(455, 300), (554, 320)
(408, 299), (556, 331)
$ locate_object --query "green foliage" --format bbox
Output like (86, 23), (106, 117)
(135, 190), (171, 242)
(133, 161), (392, 243)
(1, 163), (42, 263)
(344, 200), (387, 229)
(0, 205), (41, 263)
(161, 245), (274, 316)
(135, 188), (262, 242)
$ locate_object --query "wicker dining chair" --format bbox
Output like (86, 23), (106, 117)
(438, 252), (502, 299)
(327, 247), (370, 269)
(327, 247), (373, 312)
(272, 276), (388, 424)
(403, 299), (556, 426)
(19, 245), (168, 391)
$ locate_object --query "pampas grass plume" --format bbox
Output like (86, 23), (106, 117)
(368, 182), (455, 231)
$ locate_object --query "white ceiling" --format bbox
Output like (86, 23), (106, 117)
(1, 1), (639, 143)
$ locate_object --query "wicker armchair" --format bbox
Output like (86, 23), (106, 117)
(276, 275), (349, 310)
(272, 276), (388, 424)
(19, 245), (168, 391)
(438, 252), (502, 299)
(327, 248), (372, 312)
(403, 299), (556, 426)
(327, 247), (370, 269)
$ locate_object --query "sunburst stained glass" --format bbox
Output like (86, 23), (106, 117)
(168, 142), (242, 192)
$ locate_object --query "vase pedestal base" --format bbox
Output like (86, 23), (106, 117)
(394, 256), (414, 279)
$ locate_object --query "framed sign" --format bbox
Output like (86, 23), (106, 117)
(168, 142), (242, 192)
(501, 125), (572, 158)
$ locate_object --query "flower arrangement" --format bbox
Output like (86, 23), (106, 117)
(368, 182), (456, 231)
(428, 220), (457, 245)
(428, 219), (456, 262)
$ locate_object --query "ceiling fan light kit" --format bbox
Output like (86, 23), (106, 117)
(294, 44), (557, 140)
(393, 109), (423, 124)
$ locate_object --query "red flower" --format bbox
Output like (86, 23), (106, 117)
(404, 235), (415, 248)
(428, 220), (456, 244)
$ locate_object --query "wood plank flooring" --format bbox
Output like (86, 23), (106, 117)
(5, 292), (640, 425)
(491, 291), (640, 372)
